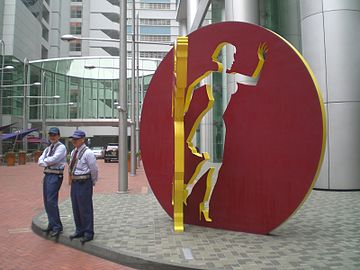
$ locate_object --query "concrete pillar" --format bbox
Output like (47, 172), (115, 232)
(178, 19), (187, 36)
(225, 0), (259, 24)
(276, 0), (302, 51)
(187, 0), (199, 34)
(300, 0), (360, 189)
(225, 0), (259, 107)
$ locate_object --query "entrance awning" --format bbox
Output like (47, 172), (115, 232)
(1, 128), (39, 140)
(0, 123), (16, 132)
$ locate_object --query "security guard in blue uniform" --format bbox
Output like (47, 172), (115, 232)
(68, 130), (98, 243)
(38, 127), (67, 237)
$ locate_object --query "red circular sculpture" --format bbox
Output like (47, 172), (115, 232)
(140, 22), (325, 234)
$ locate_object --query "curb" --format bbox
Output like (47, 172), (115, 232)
(31, 213), (202, 270)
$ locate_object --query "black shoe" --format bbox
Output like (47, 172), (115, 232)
(41, 227), (52, 233)
(80, 236), (93, 243)
(69, 233), (83, 240)
(50, 230), (62, 237)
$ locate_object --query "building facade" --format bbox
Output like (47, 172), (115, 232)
(1, 0), (50, 60)
(48, 0), (178, 59)
(1, 0), (179, 60)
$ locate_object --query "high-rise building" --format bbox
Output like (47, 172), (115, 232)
(0, 0), (51, 60)
(0, 0), (179, 60)
(49, 0), (179, 59)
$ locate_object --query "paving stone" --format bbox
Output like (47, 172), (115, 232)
(33, 188), (360, 269)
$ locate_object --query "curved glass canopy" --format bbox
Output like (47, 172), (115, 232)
(1, 56), (156, 121)
(30, 56), (161, 79)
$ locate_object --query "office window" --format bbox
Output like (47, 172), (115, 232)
(42, 8), (49, 23)
(140, 19), (171, 26)
(21, 0), (42, 18)
(140, 3), (170, 10)
(70, 22), (82, 35)
(140, 51), (167, 59)
(141, 35), (171, 42)
(42, 27), (49, 41)
(71, 6), (82, 18)
(69, 40), (82, 51)
(41, 46), (48, 59)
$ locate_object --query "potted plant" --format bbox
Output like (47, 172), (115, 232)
(18, 150), (26, 165)
(5, 151), (16, 166)
(127, 151), (131, 172)
(33, 150), (43, 163)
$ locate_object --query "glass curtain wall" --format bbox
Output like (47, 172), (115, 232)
(1, 56), (25, 117)
(1, 56), (153, 125)
(27, 72), (122, 121)
(0, 56), (42, 118)
(26, 59), (153, 122)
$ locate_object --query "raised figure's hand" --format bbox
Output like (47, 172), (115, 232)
(257, 43), (269, 61)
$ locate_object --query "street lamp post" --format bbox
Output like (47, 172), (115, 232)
(23, 58), (29, 151)
(136, 12), (140, 159)
(119, 0), (128, 192)
(0, 39), (5, 157)
(41, 72), (46, 139)
(130, 0), (136, 176)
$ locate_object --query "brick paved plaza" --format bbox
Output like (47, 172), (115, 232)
(0, 160), (137, 270)
(1, 160), (360, 270)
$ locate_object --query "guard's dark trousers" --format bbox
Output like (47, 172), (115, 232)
(70, 179), (94, 238)
(43, 173), (63, 232)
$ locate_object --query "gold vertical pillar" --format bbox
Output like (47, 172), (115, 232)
(173, 36), (188, 232)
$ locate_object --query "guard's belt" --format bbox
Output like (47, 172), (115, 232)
(71, 174), (91, 181)
(44, 168), (64, 175)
